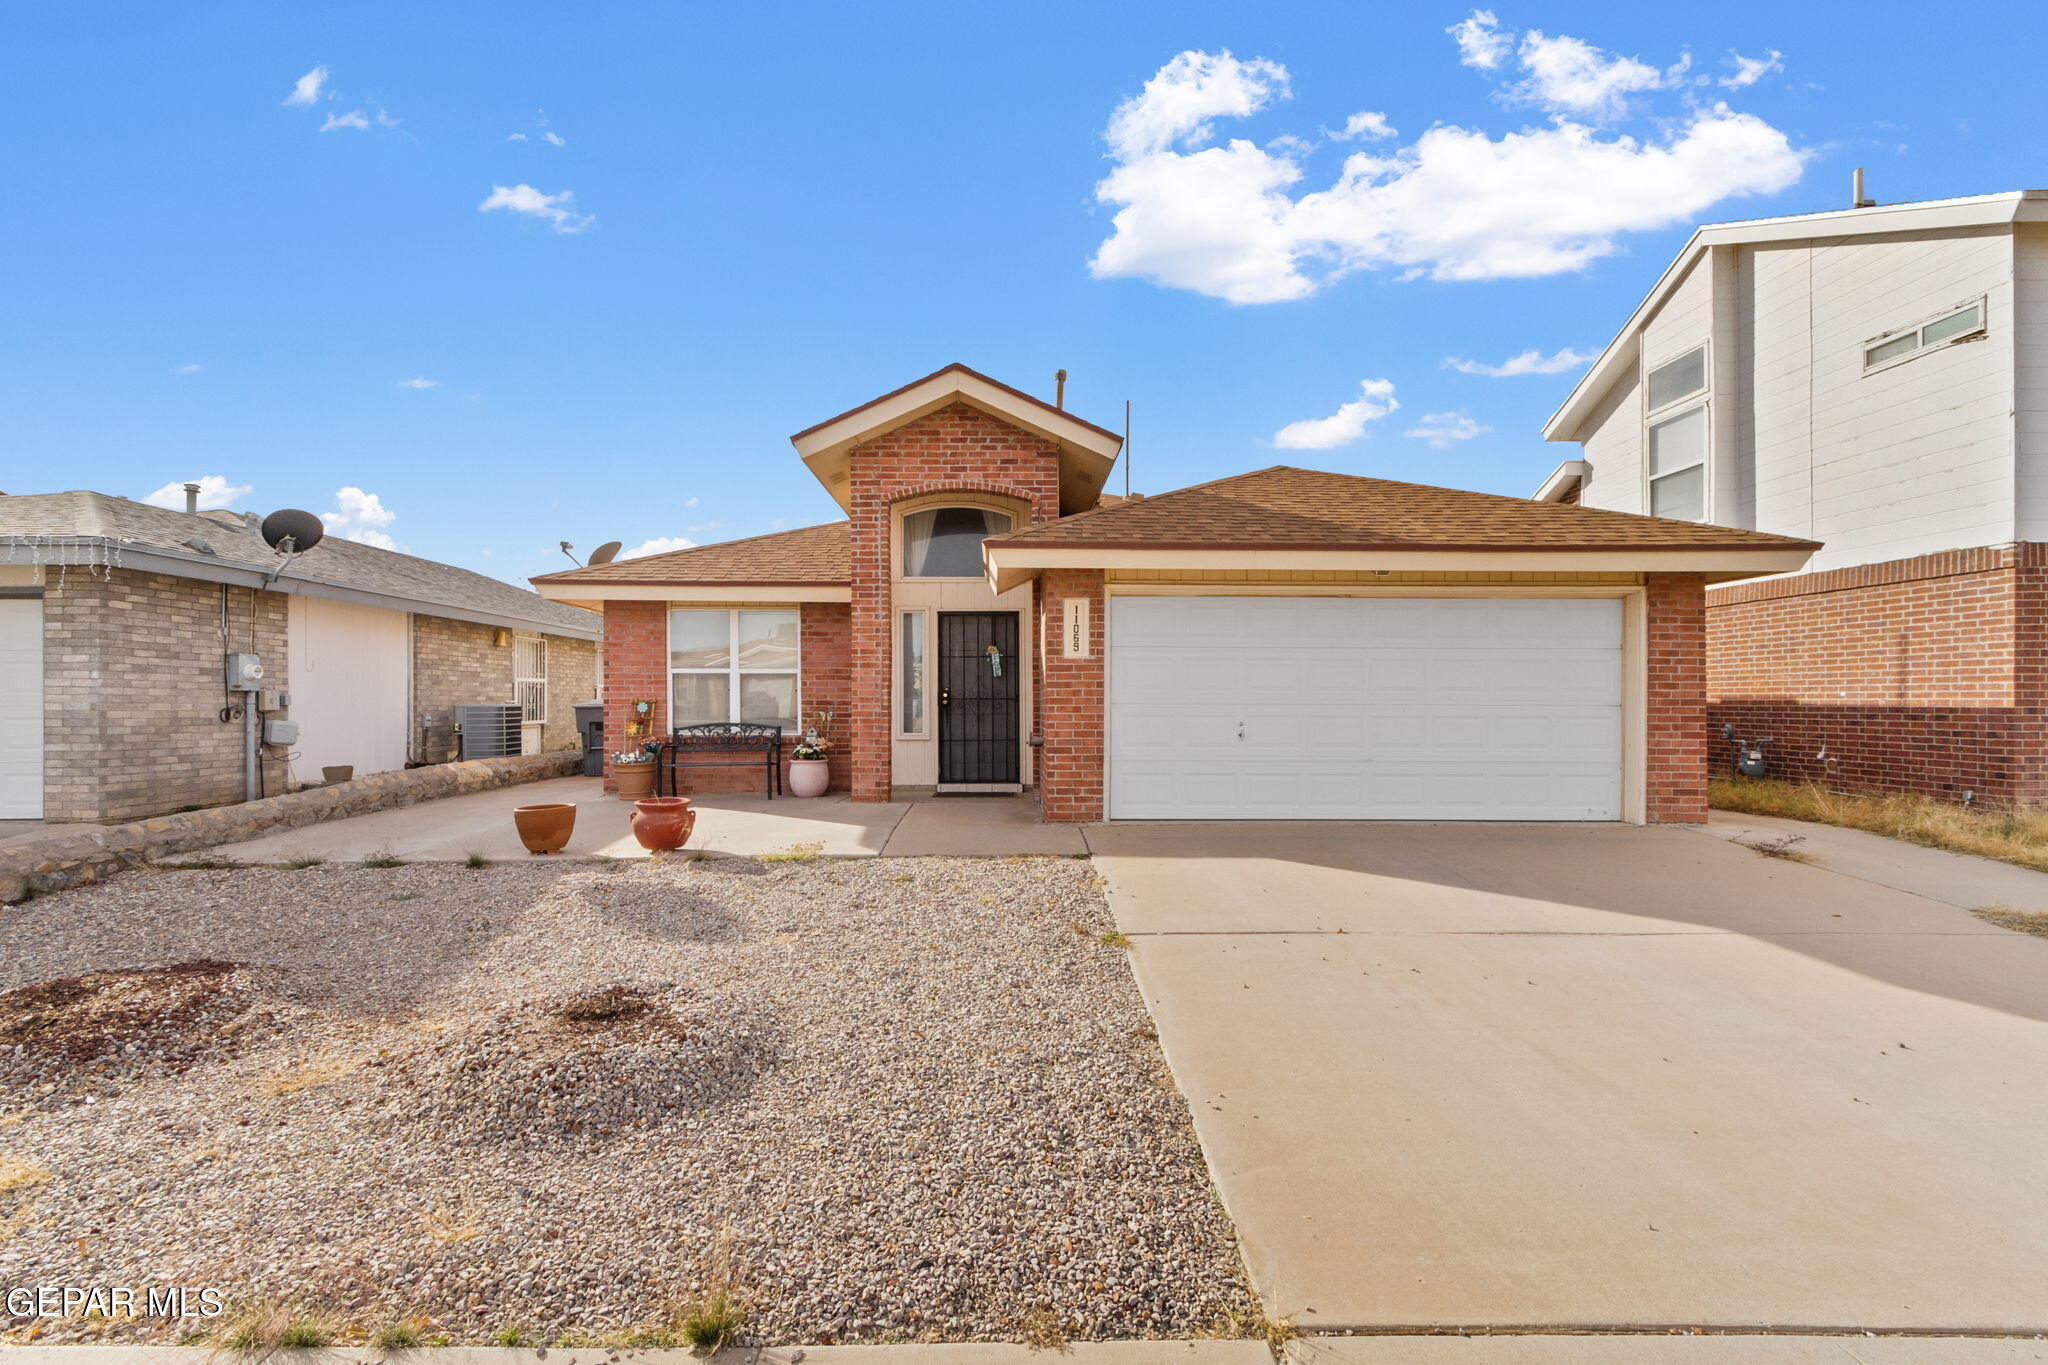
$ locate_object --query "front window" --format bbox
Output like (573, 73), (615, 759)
(513, 635), (547, 723)
(1864, 300), (1986, 371)
(668, 609), (799, 732)
(902, 506), (1013, 577)
(1648, 405), (1707, 521)
(900, 611), (926, 734)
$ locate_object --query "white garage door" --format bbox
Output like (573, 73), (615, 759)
(288, 596), (412, 785)
(1108, 596), (1623, 821)
(0, 598), (43, 819)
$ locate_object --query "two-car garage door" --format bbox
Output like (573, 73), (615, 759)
(1107, 596), (1623, 821)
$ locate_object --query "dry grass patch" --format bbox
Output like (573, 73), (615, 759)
(1737, 832), (1817, 864)
(259, 1050), (358, 1096)
(0, 1155), (51, 1195)
(421, 1193), (481, 1244)
(1711, 777), (2048, 873)
(1974, 904), (2048, 938)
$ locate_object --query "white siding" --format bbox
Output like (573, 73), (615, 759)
(287, 595), (412, 783)
(0, 598), (42, 819)
(1577, 225), (2019, 572)
(2015, 224), (2048, 540)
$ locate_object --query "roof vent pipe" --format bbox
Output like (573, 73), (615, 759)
(1852, 167), (1875, 209)
(183, 481), (201, 514)
(1055, 369), (1067, 410)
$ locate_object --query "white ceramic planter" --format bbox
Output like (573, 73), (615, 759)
(787, 759), (830, 798)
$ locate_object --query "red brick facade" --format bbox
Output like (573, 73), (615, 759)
(1034, 569), (1108, 822)
(844, 402), (1062, 801)
(1706, 544), (2048, 807)
(1644, 573), (1709, 824)
(601, 600), (851, 796)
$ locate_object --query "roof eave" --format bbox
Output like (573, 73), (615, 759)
(1533, 460), (1590, 503)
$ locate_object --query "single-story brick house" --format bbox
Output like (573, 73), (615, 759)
(533, 364), (1816, 823)
(0, 490), (599, 823)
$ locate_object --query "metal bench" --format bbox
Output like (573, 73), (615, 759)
(656, 722), (784, 798)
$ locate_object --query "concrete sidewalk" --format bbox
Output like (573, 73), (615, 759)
(1703, 809), (2048, 912)
(2, 1344), (1269, 1365)
(1286, 1338), (2048, 1362)
(190, 777), (1088, 863)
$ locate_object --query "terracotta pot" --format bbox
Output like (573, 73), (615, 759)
(513, 802), (576, 855)
(322, 765), (354, 785)
(631, 796), (695, 852)
(613, 760), (657, 800)
(787, 758), (830, 798)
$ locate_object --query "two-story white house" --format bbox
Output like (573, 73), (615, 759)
(1540, 189), (2048, 807)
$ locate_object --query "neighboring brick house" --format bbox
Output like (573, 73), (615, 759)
(1539, 189), (2048, 806)
(0, 490), (598, 823)
(536, 363), (1812, 824)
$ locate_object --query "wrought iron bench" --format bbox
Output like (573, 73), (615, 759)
(656, 722), (784, 798)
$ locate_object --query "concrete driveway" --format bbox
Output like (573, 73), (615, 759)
(1087, 820), (2048, 1335)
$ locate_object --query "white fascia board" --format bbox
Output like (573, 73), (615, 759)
(1542, 191), (2044, 443)
(985, 543), (1815, 592)
(532, 582), (851, 604)
(1533, 461), (1590, 502)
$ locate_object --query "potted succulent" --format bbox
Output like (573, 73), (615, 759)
(788, 711), (833, 798)
(611, 745), (658, 800)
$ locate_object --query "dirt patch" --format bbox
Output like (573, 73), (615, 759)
(0, 961), (269, 1102)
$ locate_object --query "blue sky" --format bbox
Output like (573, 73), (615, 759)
(3, 1), (2041, 583)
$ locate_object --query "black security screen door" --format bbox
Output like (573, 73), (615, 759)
(938, 612), (1020, 784)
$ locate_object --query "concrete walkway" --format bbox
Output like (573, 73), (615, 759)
(1703, 809), (2048, 912)
(4, 1345), (1269, 1365)
(191, 777), (1088, 863)
(1286, 1338), (2048, 1362)
(1089, 820), (2048, 1336)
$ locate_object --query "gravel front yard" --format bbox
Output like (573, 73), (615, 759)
(0, 855), (1256, 1347)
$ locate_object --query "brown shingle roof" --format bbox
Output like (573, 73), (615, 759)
(788, 362), (1121, 444)
(531, 520), (851, 586)
(988, 466), (1819, 553)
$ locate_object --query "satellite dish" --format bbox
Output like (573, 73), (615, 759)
(587, 541), (623, 566)
(261, 509), (325, 554)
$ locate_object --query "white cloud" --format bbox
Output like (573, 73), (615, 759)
(375, 108), (400, 128)
(1449, 11), (1512, 70)
(506, 133), (528, 142)
(171, 362), (203, 375)
(1444, 346), (1596, 377)
(542, 130), (565, 147)
(320, 109), (369, 132)
(1721, 49), (1785, 89)
(684, 496), (700, 508)
(1404, 411), (1493, 448)
(1336, 110), (1396, 142)
(478, 183), (594, 234)
(396, 377), (439, 389)
(143, 475), (251, 511)
(284, 65), (329, 108)
(322, 486), (398, 549)
(1090, 40), (1805, 304)
(1507, 30), (1667, 120)
(1105, 50), (1290, 161)
(1271, 379), (1398, 450)
(621, 536), (697, 560)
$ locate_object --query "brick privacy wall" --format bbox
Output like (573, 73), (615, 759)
(1706, 544), (2048, 806)
(845, 402), (1062, 801)
(599, 599), (668, 794)
(1035, 569), (1106, 822)
(1645, 573), (1709, 823)
(42, 567), (291, 822)
(411, 617), (597, 762)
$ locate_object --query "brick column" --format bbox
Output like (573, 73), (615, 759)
(1644, 572), (1708, 823)
(799, 601), (853, 792)
(1037, 569), (1106, 823)
(846, 480), (893, 801)
(599, 600), (667, 794)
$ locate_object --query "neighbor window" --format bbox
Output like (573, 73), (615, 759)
(668, 609), (799, 732)
(1645, 344), (1707, 411)
(899, 611), (926, 735)
(1648, 404), (1707, 521)
(1864, 300), (1986, 371)
(902, 506), (1013, 577)
(513, 635), (548, 723)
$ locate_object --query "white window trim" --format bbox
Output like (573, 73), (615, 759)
(1862, 296), (1988, 375)
(513, 634), (547, 725)
(895, 607), (933, 740)
(666, 608), (802, 733)
(1645, 401), (1710, 523)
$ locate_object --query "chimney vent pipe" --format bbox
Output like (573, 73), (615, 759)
(1055, 369), (1067, 410)
(1852, 167), (1875, 209)
(183, 481), (201, 514)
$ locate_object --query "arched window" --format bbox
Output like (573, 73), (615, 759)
(901, 506), (1014, 577)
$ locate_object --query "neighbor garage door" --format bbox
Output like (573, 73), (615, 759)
(1107, 596), (1623, 820)
(287, 595), (412, 785)
(0, 597), (42, 819)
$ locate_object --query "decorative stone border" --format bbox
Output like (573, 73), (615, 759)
(0, 752), (580, 904)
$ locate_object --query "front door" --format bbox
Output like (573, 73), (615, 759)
(938, 612), (1020, 784)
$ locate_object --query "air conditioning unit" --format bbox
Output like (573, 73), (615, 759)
(455, 704), (522, 760)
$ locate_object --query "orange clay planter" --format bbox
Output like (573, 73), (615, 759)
(513, 802), (576, 855)
(613, 760), (657, 800)
(630, 796), (695, 852)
